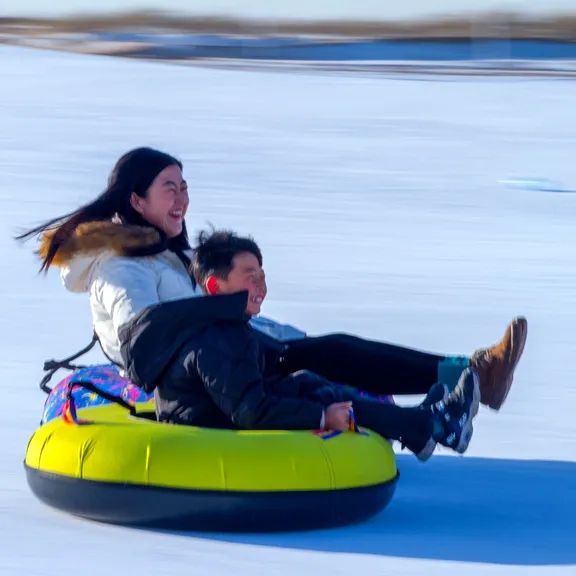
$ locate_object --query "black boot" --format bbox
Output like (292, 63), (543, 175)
(426, 368), (480, 454)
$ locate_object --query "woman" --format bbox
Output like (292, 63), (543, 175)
(18, 147), (527, 409)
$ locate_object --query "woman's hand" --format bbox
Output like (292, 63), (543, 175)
(325, 401), (353, 431)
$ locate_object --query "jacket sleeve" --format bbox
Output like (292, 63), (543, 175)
(91, 257), (161, 339)
(193, 326), (324, 430)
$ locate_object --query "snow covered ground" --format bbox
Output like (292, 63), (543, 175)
(1, 45), (575, 575)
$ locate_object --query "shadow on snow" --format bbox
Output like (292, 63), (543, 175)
(173, 455), (576, 566)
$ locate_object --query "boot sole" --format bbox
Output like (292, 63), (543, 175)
(488, 317), (528, 410)
(454, 370), (480, 454)
(416, 437), (437, 462)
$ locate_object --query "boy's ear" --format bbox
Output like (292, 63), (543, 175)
(205, 275), (219, 296)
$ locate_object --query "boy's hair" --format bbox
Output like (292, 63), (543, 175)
(191, 229), (263, 288)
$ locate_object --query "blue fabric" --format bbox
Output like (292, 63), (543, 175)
(437, 356), (470, 390)
(250, 315), (306, 341)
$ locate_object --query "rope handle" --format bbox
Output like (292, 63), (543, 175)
(40, 333), (99, 394)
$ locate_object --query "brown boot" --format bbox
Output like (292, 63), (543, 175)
(470, 317), (528, 410)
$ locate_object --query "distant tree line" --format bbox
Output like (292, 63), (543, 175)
(1, 10), (576, 40)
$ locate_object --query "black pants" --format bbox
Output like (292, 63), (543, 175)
(278, 333), (444, 396)
(282, 369), (435, 455)
(353, 398), (433, 454)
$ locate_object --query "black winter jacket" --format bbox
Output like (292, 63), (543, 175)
(119, 292), (351, 430)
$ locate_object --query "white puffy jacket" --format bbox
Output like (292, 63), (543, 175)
(62, 249), (199, 364)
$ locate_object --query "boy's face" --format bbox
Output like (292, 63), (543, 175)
(214, 252), (267, 316)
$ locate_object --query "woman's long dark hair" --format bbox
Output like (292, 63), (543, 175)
(16, 147), (188, 272)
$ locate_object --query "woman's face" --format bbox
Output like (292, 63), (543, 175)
(130, 164), (189, 238)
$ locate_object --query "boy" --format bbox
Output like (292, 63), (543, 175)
(121, 230), (479, 460)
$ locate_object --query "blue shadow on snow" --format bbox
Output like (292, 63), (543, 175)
(181, 455), (576, 566)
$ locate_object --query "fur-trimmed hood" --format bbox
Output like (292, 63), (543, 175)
(40, 221), (164, 294)
(39, 221), (162, 267)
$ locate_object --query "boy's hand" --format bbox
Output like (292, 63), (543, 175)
(325, 401), (353, 431)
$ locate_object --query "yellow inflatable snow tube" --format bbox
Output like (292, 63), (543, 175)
(25, 402), (398, 530)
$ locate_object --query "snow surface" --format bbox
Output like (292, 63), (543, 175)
(1, 45), (575, 575)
